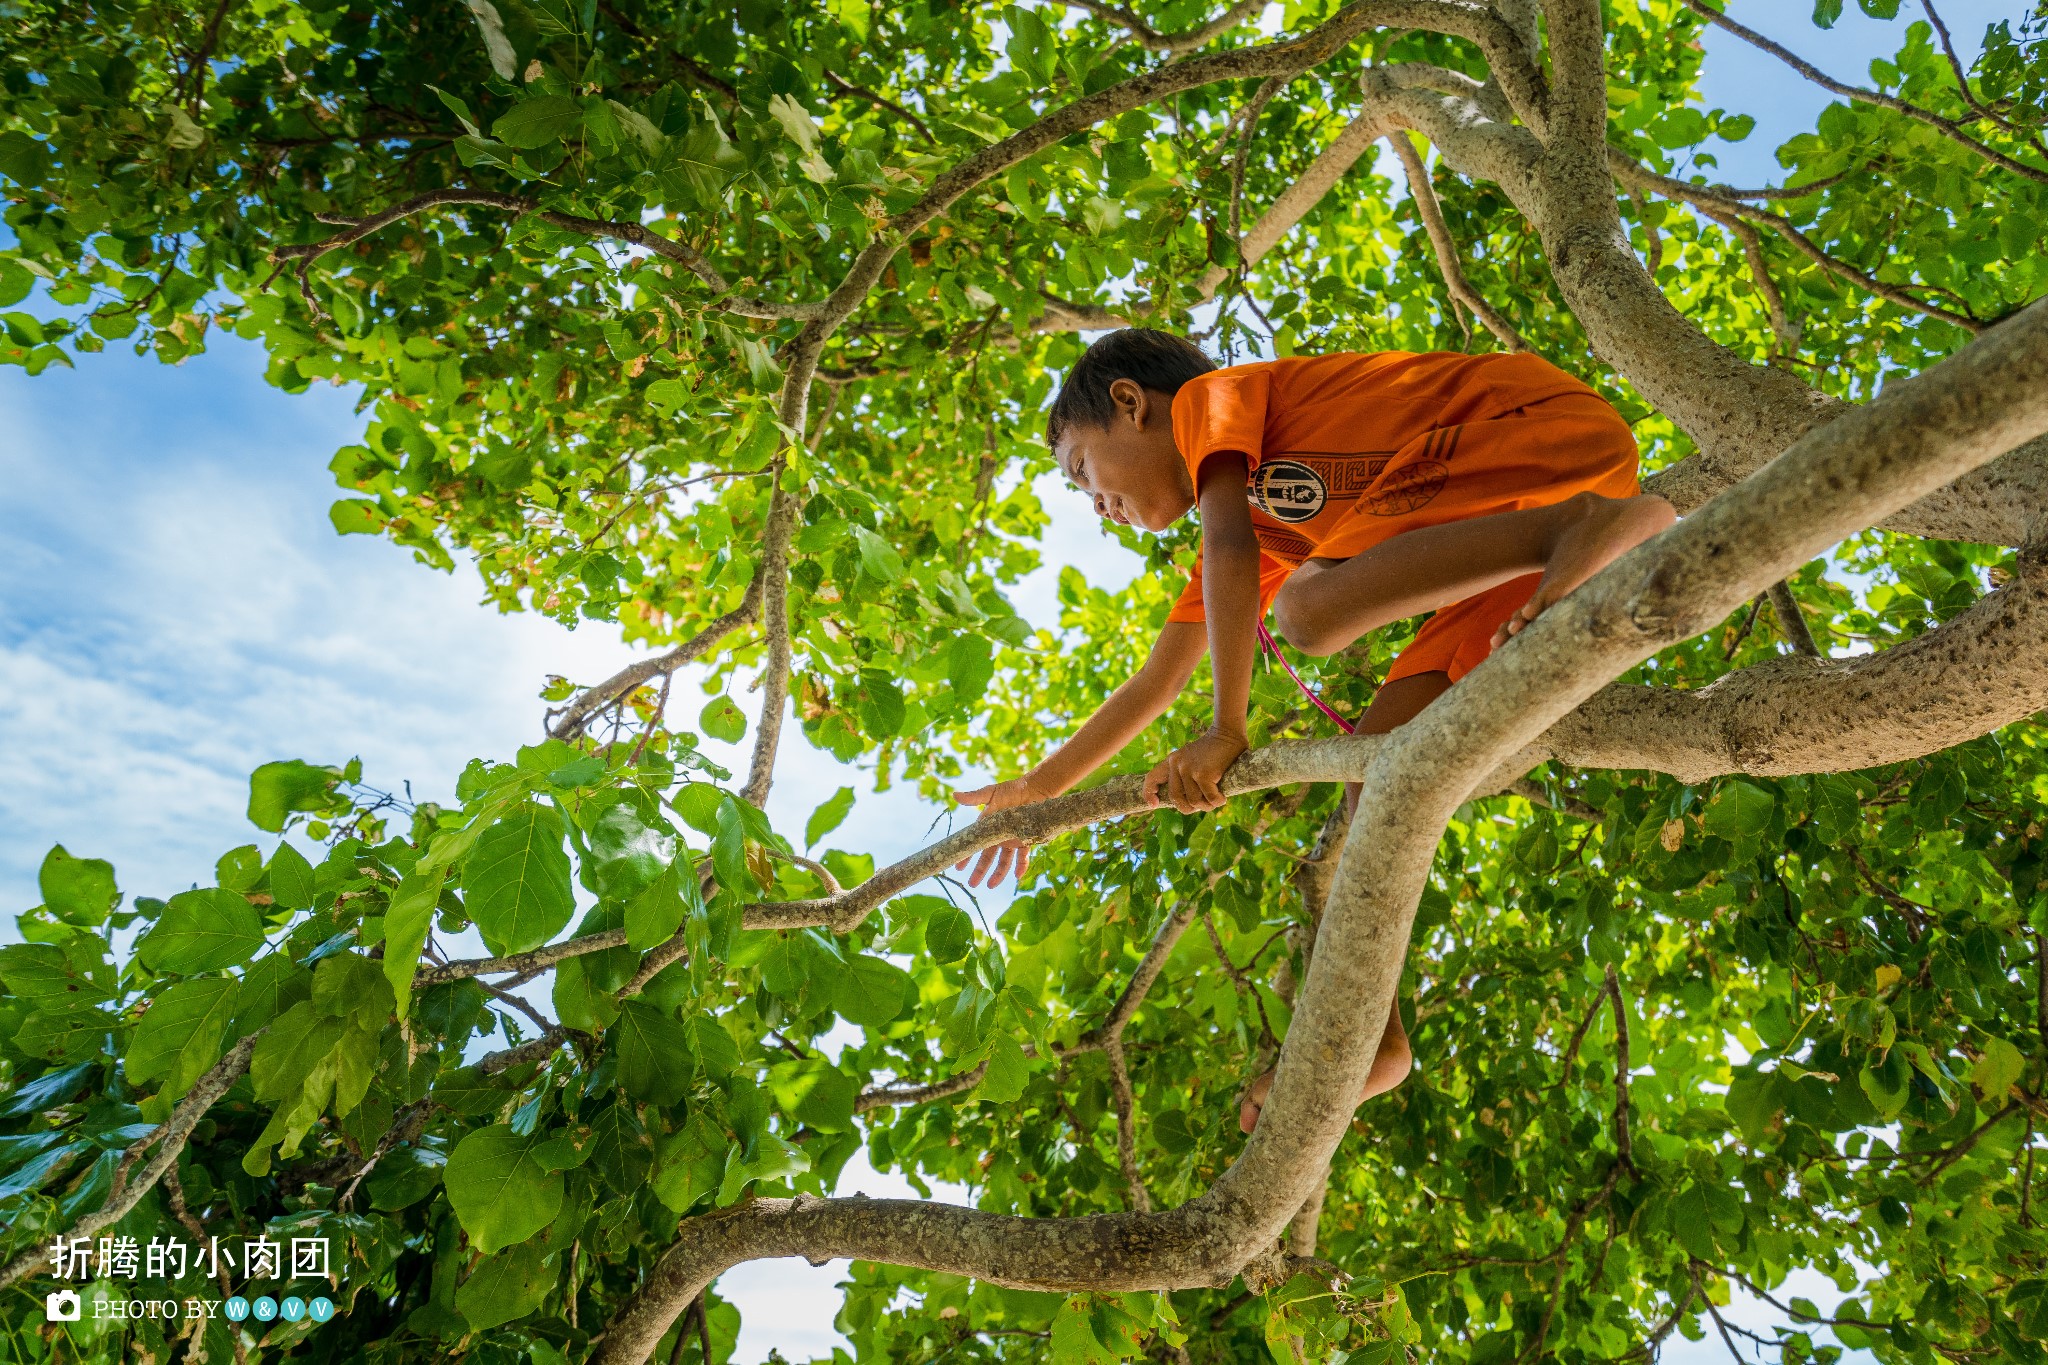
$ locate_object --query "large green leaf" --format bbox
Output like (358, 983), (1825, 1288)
(831, 954), (913, 1027)
(613, 1000), (692, 1106)
(124, 977), (239, 1097)
(466, 802), (576, 956)
(38, 846), (116, 924)
(246, 760), (344, 832)
(136, 888), (265, 974)
(383, 864), (446, 1023)
(456, 1239), (556, 1330)
(445, 1124), (565, 1254)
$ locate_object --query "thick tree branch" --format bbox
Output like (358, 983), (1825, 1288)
(432, 546), (2048, 988)
(0, 1029), (265, 1292)
(1678, 0), (2048, 187)
(1387, 129), (1528, 350)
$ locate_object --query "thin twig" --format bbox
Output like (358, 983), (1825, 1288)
(1389, 130), (1528, 350)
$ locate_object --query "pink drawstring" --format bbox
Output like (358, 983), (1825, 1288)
(1256, 620), (1355, 735)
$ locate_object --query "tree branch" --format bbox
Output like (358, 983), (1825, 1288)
(1105, 1037), (1152, 1212)
(269, 190), (822, 321)
(0, 1029), (266, 1292)
(1765, 580), (1822, 658)
(1679, 0), (2048, 186)
(1063, 0), (1270, 54)
(1615, 156), (1984, 334)
(1387, 129), (1528, 350)
(823, 69), (938, 144)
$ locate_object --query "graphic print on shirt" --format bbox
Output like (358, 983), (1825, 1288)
(1367, 424), (1461, 516)
(1243, 425), (1464, 562)
(1248, 460), (1327, 522)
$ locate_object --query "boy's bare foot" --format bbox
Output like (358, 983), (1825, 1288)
(1490, 491), (1677, 649)
(1238, 1018), (1414, 1134)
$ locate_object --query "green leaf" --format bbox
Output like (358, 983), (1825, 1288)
(625, 858), (695, 952)
(1701, 780), (1775, 843)
(1811, 0), (1843, 26)
(1151, 1107), (1197, 1155)
(266, 842), (316, 911)
(805, 787), (854, 848)
(231, 952), (310, 1037)
(1969, 1035), (2025, 1102)
(14, 1009), (115, 1064)
(328, 498), (389, 535)
(365, 1143), (446, 1210)
(613, 1000), (693, 1105)
(445, 1124), (566, 1254)
(831, 954), (913, 1027)
(924, 905), (974, 964)
(947, 634), (994, 703)
(39, 846), (117, 925)
(0, 944), (113, 1011)
(652, 1112), (729, 1213)
(854, 668), (906, 740)
(700, 695), (747, 743)
(491, 95), (585, 149)
(247, 759), (344, 832)
(972, 1032), (1030, 1104)
(852, 525), (904, 581)
(383, 864), (447, 1022)
(672, 783), (723, 835)
(466, 802), (577, 956)
(125, 977), (239, 1098)
(456, 1244), (552, 1326)
(137, 888), (266, 974)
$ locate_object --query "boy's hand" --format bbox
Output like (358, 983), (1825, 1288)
(951, 775), (1048, 888)
(1143, 728), (1247, 813)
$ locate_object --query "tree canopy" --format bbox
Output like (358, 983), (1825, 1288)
(4, 1), (2048, 1363)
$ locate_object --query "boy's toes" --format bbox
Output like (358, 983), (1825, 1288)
(1238, 1071), (1274, 1134)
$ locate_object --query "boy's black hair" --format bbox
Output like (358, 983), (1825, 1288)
(1045, 328), (1216, 448)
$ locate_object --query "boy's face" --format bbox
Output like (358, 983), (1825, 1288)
(1053, 379), (1196, 533)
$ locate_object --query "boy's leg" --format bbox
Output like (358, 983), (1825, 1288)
(1270, 489), (1674, 658)
(1237, 670), (1451, 1136)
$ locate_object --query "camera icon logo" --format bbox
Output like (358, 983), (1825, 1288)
(45, 1287), (82, 1322)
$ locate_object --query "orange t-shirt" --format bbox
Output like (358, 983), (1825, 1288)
(1166, 349), (1604, 623)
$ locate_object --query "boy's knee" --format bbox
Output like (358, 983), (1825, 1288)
(1271, 591), (1341, 657)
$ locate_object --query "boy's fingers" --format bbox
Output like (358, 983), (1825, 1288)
(968, 845), (1000, 886)
(1015, 844), (1031, 883)
(953, 786), (991, 807)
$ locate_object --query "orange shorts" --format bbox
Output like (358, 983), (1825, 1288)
(1276, 390), (1642, 686)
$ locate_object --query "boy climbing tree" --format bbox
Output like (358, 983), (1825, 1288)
(953, 328), (1676, 1132)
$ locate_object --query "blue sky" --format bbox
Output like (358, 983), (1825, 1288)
(2, 2), (2027, 1357)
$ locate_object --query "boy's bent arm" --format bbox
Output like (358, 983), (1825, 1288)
(951, 618), (1205, 886)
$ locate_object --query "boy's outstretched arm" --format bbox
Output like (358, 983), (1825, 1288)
(952, 617), (1207, 887)
(1147, 451), (1258, 815)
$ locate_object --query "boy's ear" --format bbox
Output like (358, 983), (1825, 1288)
(1108, 376), (1150, 427)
